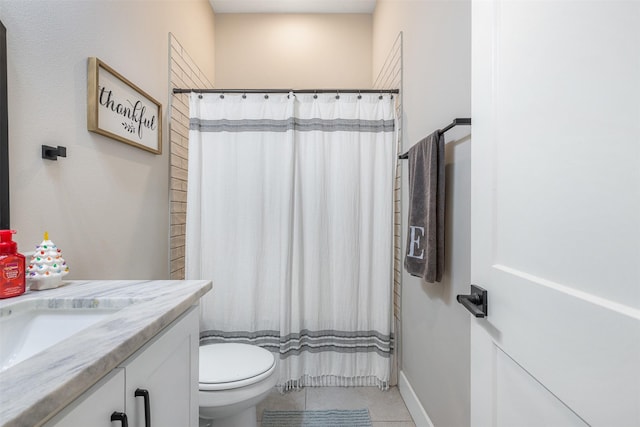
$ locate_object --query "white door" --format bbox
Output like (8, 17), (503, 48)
(470, 1), (640, 426)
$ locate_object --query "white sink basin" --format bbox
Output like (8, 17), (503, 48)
(0, 301), (122, 372)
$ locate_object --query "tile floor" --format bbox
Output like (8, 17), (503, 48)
(257, 386), (416, 426)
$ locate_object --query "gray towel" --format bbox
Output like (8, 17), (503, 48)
(404, 131), (444, 282)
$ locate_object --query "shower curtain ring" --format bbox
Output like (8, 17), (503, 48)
(242, 92), (247, 99)
(313, 90), (318, 99)
(335, 90), (340, 100)
(357, 91), (362, 100)
(220, 92), (225, 99)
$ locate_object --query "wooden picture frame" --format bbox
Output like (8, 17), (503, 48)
(87, 57), (162, 154)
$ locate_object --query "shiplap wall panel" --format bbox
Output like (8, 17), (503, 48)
(169, 34), (214, 279)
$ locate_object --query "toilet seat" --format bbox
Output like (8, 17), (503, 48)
(199, 343), (277, 391)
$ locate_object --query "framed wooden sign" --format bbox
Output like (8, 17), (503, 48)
(87, 57), (162, 154)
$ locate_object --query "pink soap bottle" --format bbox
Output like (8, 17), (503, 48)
(0, 230), (26, 299)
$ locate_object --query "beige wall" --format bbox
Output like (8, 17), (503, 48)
(373, 1), (472, 426)
(1, 0), (215, 279)
(215, 14), (371, 88)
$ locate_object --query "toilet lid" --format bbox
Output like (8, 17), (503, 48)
(199, 343), (276, 391)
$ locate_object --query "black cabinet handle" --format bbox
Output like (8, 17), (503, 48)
(110, 411), (128, 427)
(456, 285), (488, 318)
(135, 388), (151, 427)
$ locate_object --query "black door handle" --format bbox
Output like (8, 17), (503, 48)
(110, 411), (128, 427)
(456, 285), (487, 318)
(135, 388), (151, 427)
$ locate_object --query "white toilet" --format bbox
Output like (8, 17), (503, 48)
(199, 343), (278, 427)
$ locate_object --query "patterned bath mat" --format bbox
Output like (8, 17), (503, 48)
(262, 409), (373, 426)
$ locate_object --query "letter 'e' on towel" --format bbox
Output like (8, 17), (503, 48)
(404, 131), (445, 282)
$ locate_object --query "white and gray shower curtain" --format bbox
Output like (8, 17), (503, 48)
(186, 92), (396, 390)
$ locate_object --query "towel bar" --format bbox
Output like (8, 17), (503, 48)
(398, 118), (471, 159)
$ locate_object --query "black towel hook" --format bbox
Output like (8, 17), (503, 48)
(42, 145), (67, 161)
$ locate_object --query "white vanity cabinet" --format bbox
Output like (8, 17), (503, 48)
(44, 306), (199, 427)
(43, 368), (126, 427)
(123, 305), (199, 427)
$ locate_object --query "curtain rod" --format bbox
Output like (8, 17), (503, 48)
(398, 118), (471, 159)
(173, 88), (399, 94)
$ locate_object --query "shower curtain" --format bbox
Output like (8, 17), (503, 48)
(186, 92), (396, 390)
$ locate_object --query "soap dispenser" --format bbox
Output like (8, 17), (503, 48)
(0, 230), (26, 299)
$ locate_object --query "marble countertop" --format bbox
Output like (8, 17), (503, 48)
(0, 280), (212, 427)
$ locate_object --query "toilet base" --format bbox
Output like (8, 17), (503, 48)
(199, 406), (257, 427)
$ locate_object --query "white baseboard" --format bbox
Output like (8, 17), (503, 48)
(398, 370), (435, 427)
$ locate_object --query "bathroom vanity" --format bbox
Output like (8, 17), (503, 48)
(0, 279), (212, 427)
